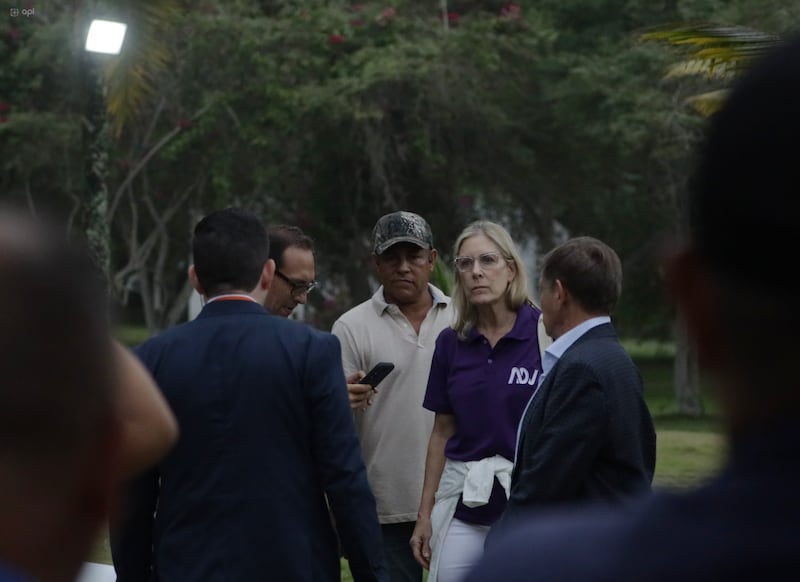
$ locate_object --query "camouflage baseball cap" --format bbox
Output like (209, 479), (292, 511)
(372, 211), (433, 255)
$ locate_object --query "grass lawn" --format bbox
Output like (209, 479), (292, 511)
(93, 346), (725, 580)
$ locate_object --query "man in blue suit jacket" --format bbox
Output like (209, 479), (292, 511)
(497, 236), (655, 530)
(112, 208), (387, 581)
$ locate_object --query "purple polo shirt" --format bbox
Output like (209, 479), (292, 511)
(423, 303), (543, 525)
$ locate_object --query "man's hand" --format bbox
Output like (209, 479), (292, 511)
(346, 371), (376, 410)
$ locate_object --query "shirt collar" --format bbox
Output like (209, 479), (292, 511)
(465, 302), (540, 343)
(205, 293), (260, 304)
(544, 316), (611, 364)
(371, 284), (450, 316)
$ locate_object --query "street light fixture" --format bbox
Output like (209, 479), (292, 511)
(85, 19), (127, 55)
(80, 18), (127, 282)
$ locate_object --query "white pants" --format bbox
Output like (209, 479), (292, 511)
(436, 518), (490, 582)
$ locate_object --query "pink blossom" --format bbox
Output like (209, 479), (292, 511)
(377, 6), (396, 25)
(500, 3), (521, 19)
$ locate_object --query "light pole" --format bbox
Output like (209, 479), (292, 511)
(81, 19), (127, 282)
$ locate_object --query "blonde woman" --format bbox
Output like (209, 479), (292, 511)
(410, 221), (549, 582)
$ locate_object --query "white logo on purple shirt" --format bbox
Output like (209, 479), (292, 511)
(507, 367), (539, 386)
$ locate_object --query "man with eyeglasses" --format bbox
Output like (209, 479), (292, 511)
(332, 211), (454, 582)
(264, 224), (318, 318)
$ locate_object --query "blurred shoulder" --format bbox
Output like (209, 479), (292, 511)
(472, 500), (653, 582)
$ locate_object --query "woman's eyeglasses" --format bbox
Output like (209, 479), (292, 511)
(453, 252), (507, 273)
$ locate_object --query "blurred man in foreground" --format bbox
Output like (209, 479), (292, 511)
(465, 35), (800, 582)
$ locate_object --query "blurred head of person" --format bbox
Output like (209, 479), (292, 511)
(0, 207), (120, 581)
(451, 220), (529, 339)
(265, 225), (317, 318)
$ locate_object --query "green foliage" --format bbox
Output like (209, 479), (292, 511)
(4, 0), (789, 337)
(431, 256), (455, 296)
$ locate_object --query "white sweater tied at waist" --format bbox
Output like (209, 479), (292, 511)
(428, 455), (513, 582)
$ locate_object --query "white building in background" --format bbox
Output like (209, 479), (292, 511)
(188, 289), (203, 321)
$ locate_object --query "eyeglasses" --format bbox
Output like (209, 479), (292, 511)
(379, 251), (431, 268)
(453, 252), (507, 273)
(275, 270), (318, 297)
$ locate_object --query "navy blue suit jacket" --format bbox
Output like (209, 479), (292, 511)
(500, 322), (656, 527)
(111, 300), (387, 581)
(467, 422), (800, 581)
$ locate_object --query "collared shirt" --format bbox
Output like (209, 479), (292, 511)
(331, 284), (453, 523)
(424, 303), (543, 525)
(205, 293), (260, 304)
(542, 316), (612, 377)
(514, 315), (612, 463)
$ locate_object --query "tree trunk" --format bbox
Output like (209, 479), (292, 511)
(673, 319), (704, 416)
(80, 57), (111, 283)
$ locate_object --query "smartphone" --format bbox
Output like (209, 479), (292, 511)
(360, 362), (395, 388)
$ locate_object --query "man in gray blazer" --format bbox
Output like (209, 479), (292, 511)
(499, 236), (655, 528)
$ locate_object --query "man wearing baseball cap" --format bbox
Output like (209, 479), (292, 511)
(333, 211), (454, 582)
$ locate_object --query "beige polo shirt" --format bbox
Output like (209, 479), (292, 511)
(332, 284), (453, 524)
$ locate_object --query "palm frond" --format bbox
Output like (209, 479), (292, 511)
(100, 0), (183, 136)
(664, 59), (736, 81)
(684, 89), (730, 117)
(641, 22), (780, 79)
(640, 22), (780, 116)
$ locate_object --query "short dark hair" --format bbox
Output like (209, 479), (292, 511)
(541, 236), (622, 315)
(192, 208), (269, 297)
(268, 224), (314, 270)
(0, 209), (113, 469)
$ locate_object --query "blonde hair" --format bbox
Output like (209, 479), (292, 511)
(451, 220), (532, 339)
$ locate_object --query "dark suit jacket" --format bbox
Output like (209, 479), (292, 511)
(111, 300), (387, 582)
(502, 322), (655, 524)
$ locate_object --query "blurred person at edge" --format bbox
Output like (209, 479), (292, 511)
(463, 35), (800, 582)
(0, 208), (176, 582)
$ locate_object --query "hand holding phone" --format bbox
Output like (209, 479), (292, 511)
(359, 362), (395, 388)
